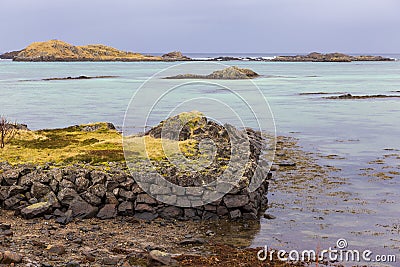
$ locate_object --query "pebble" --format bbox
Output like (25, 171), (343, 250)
(46, 244), (66, 255)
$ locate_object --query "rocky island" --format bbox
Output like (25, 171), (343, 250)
(271, 52), (393, 62)
(165, 66), (259, 79)
(0, 40), (190, 62)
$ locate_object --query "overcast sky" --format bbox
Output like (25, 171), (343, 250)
(1, 0), (399, 54)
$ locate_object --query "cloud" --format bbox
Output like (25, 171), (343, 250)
(0, 0), (399, 53)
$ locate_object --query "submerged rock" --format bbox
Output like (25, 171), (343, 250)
(324, 93), (400, 99)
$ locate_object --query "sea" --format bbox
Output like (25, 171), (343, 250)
(1, 53), (399, 265)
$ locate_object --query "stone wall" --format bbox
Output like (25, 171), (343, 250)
(0, 162), (269, 223)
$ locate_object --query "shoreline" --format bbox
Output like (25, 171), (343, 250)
(0, 135), (330, 267)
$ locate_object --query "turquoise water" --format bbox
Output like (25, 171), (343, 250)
(1, 60), (400, 263)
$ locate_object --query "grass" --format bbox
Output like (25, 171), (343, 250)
(0, 122), (202, 166)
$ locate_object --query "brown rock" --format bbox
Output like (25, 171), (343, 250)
(46, 244), (66, 255)
(97, 204), (117, 219)
(1, 251), (23, 264)
(21, 201), (52, 219)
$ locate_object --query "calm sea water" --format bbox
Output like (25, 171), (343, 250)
(1, 58), (399, 264)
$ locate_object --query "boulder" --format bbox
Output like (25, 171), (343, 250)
(30, 182), (51, 199)
(21, 201), (52, 219)
(69, 197), (98, 219)
(97, 204), (117, 219)
(223, 194), (249, 208)
(57, 188), (79, 206)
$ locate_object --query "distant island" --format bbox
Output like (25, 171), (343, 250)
(0, 40), (190, 62)
(0, 40), (394, 62)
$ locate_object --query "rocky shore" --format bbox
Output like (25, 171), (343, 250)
(0, 135), (318, 267)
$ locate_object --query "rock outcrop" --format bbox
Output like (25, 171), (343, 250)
(0, 50), (22, 60)
(6, 40), (191, 62)
(161, 51), (191, 61)
(165, 66), (259, 79)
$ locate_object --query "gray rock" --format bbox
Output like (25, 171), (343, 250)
(69, 197), (98, 219)
(97, 204), (117, 219)
(135, 203), (155, 213)
(1, 169), (20, 185)
(59, 179), (75, 189)
(105, 181), (119, 192)
(8, 185), (25, 197)
(90, 170), (107, 185)
(216, 206), (229, 216)
(0, 187), (9, 201)
(159, 206), (182, 219)
(31, 182), (50, 199)
(223, 194), (249, 208)
(118, 201), (133, 215)
(202, 211), (218, 220)
(81, 192), (102, 206)
(21, 201), (52, 219)
(88, 184), (106, 198)
(136, 194), (157, 205)
(75, 176), (90, 192)
(55, 210), (73, 225)
(134, 212), (158, 221)
(4, 194), (25, 209)
(118, 188), (135, 200)
(120, 178), (134, 190)
(41, 191), (60, 208)
(105, 192), (119, 204)
(243, 212), (258, 220)
(57, 188), (78, 206)
(229, 209), (242, 219)
(49, 179), (58, 192)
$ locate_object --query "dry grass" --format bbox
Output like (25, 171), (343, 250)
(0, 122), (200, 166)
(16, 40), (163, 61)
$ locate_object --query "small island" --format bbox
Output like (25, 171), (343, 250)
(165, 66), (259, 79)
(0, 40), (191, 62)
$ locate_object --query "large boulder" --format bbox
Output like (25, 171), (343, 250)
(21, 201), (52, 219)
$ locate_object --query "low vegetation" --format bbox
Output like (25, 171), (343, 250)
(0, 122), (200, 166)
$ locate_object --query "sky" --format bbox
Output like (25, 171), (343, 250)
(1, 0), (399, 54)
